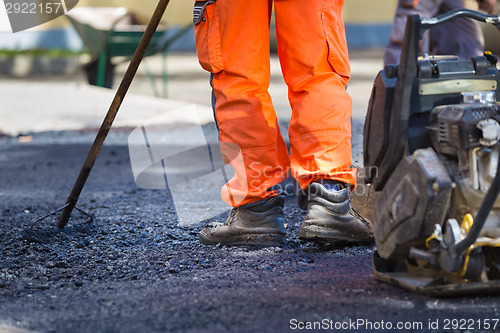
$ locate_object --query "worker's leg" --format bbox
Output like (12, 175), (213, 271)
(195, 0), (288, 246)
(384, 0), (443, 65)
(274, 0), (355, 191)
(194, 0), (290, 207)
(274, 0), (373, 243)
(430, 0), (484, 59)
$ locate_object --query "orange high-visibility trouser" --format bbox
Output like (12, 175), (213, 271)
(194, 0), (355, 207)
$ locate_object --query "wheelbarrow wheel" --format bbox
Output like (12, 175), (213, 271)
(83, 59), (116, 89)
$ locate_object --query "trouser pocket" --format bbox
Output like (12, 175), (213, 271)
(321, 1), (350, 78)
(193, 0), (224, 73)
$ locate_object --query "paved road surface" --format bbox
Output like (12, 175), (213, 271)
(1, 51), (500, 332)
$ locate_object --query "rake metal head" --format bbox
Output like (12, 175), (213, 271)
(22, 205), (94, 244)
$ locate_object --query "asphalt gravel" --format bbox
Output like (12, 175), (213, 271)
(1, 126), (500, 333)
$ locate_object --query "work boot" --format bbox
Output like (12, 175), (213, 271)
(298, 180), (373, 244)
(199, 194), (286, 246)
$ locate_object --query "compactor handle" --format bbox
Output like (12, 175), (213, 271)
(420, 8), (500, 33)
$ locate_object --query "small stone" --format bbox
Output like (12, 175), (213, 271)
(55, 261), (68, 268)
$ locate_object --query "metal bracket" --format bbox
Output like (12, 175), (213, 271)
(193, 0), (216, 25)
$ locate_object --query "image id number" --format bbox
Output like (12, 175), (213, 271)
(443, 318), (499, 330)
(5, 2), (64, 14)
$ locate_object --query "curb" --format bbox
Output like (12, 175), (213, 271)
(0, 55), (79, 77)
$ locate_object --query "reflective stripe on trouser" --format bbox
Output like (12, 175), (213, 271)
(194, 0), (355, 207)
(384, 0), (484, 65)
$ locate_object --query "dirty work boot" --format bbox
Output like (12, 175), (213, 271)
(199, 194), (286, 246)
(298, 180), (373, 244)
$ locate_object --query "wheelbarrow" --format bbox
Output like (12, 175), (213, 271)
(67, 7), (191, 93)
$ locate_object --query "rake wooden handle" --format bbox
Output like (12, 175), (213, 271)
(58, 0), (172, 228)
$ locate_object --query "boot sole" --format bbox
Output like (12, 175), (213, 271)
(199, 233), (286, 247)
(298, 224), (374, 244)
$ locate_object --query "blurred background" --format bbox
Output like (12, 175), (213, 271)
(1, 0), (499, 56)
(0, 0), (499, 135)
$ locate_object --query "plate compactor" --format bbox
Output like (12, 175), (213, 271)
(363, 9), (500, 296)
